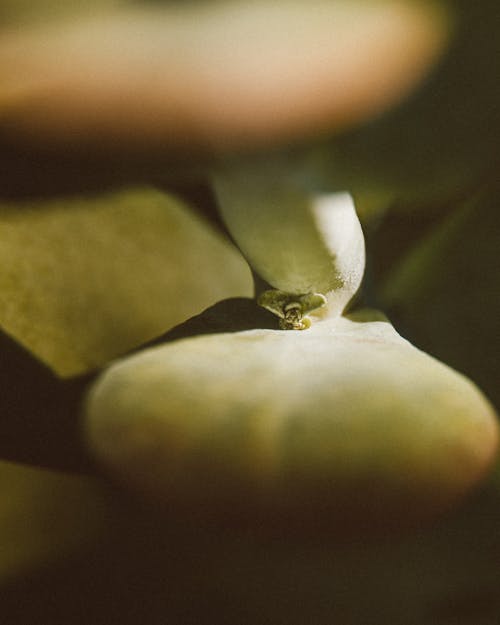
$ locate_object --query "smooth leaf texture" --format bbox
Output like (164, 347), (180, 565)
(0, 188), (251, 377)
(0, 460), (109, 581)
(85, 302), (498, 534)
(214, 167), (365, 317)
(0, 1), (450, 156)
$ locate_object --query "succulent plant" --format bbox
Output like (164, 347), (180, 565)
(84, 185), (498, 534)
(0, 1), (499, 622)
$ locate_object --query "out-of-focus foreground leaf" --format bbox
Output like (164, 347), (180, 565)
(0, 0), (124, 26)
(0, 1), (450, 163)
(1, 478), (500, 625)
(0, 460), (109, 582)
(0, 187), (251, 377)
(380, 183), (500, 410)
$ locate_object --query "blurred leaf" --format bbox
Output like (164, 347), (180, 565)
(0, 460), (109, 582)
(0, 0), (124, 26)
(0, 187), (251, 377)
(321, 0), (500, 211)
(1, 473), (500, 624)
(381, 183), (500, 408)
(0, 1), (450, 160)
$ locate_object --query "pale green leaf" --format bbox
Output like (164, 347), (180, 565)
(0, 188), (252, 377)
(84, 303), (498, 533)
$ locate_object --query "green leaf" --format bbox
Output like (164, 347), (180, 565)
(0, 187), (251, 377)
(84, 302), (497, 534)
(0, 0), (124, 26)
(381, 183), (500, 409)
(0, 460), (109, 581)
(214, 163), (365, 316)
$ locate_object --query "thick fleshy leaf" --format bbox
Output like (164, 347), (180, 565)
(0, 1), (450, 156)
(214, 166), (365, 317)
(84, 302), (498, 534)
(0, 460), (109, 581)
(0, 188), (251, 377)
